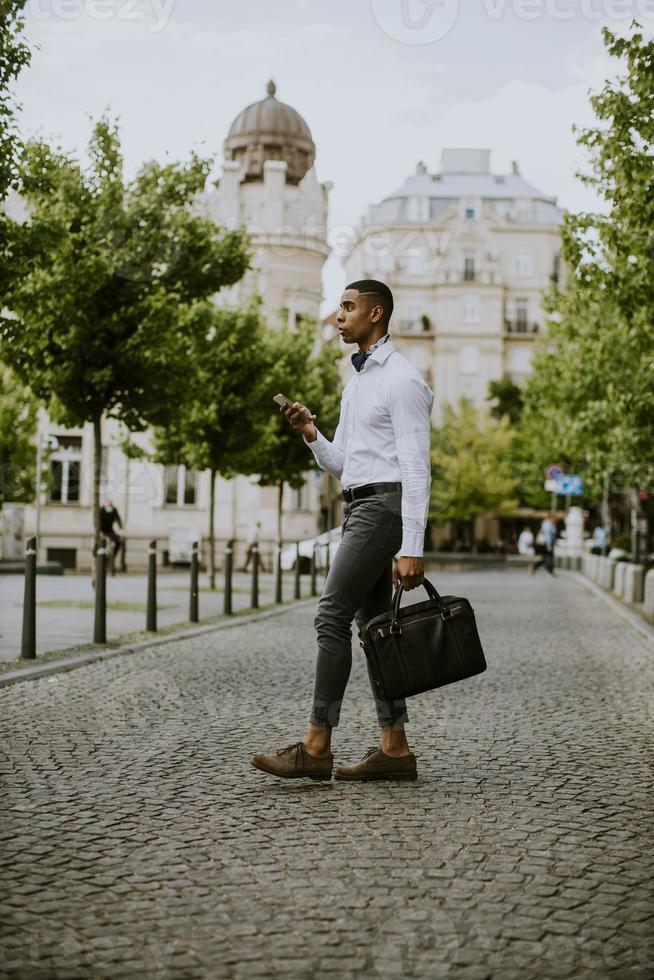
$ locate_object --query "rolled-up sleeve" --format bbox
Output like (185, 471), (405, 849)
(304, 417), (345, 481)
(388, 375), (433, 557)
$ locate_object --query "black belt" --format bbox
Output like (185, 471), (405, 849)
(340, 481), (402, 504)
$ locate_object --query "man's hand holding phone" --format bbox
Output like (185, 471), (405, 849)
(273, 394), (318, 442)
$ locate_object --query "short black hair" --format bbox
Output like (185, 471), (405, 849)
(345, 279), (394, 327)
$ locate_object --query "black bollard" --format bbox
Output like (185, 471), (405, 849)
(93, 535), (107, 644)
(146, 539), (157, 632)
(310, 543), (318, 597)
(275, 541), (283, 604)
(20, 536), (37, 659)
(294, 541), (301, 600)
(251, 542), (259, 609)
(189, 540), (199, 623)
(223, 539), (233, 616)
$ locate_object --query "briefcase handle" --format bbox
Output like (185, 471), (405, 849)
(391, 577), (445, 634)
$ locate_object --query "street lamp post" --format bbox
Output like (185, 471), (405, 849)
(35, 433), (59, 565)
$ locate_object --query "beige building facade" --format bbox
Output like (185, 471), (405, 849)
(343, 148), (563, 423)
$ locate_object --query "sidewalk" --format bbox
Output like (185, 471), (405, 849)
(0, 569), (316, 663)
(1, 569), (652, 978)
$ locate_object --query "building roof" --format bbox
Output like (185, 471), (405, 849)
(385, 169), (557, 204)
(366, 150), (563, 227)
(224, 80), (316, 186)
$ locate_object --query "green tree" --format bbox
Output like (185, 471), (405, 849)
(430, 398), (519, 546)
(0, 0), (30, 199)
(154, 302), (273, 589)
(0, 361), (38, 505)
(0, 118), (249, 536)
(488, 376), (524, 426)
(521, 25), (654, 498)
(254, 320), (342, 543)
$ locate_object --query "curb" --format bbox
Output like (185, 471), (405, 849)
(560, 570), (654, 645)
(0, 598), (317, 689)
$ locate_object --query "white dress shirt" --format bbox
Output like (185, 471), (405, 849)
(306, 337), (433, 557)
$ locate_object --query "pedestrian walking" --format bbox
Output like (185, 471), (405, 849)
(592, 524), (608, 556)
(517, 526), (536, 575)
(251, 279), (433, 781)
(99, 499), (124, 574)
(533, 513), (557, 575)
(242, 521), (267, 573)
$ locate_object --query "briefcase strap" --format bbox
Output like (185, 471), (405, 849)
(391, 578), (444, 634)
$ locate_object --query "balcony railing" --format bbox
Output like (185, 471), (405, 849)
(504, 319), (539, 334)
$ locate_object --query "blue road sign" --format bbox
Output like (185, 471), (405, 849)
(554, 475), (584, 496)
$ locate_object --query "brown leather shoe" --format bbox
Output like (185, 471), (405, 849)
(333, 746), (417, 781)
(250, 741), (333, 780)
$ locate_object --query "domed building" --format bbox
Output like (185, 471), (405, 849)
(204, 80), (332, 326)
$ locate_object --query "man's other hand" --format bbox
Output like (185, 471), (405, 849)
(393, 556), (424, 591)
(282, 401), (317, 441)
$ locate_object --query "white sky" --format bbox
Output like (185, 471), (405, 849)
(14, 0), (654, 313)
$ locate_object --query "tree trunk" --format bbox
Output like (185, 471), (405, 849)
(92, 415), (103, 539)
(209, 468), (217, 590)
(277, 479), (284, 546)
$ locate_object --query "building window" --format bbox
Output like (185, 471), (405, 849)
(165, 465), (196, 506)
(463, 250), (476, 282)
(513, 248), (533, 276)
(515, 297), (529, 331)
(407, 250), (424, 275)
(461, 294), (480, 324)
(295, 483), (308, 510)
(48, 436), (81, 504)
(551, 252), (561, 283)
(459, 345), (479, 375)
(465, 207), (476, 220)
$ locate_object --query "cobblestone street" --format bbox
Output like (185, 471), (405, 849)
(1, 569), (652, 979)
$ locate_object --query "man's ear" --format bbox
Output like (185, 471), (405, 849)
(370, 304), (383, 324)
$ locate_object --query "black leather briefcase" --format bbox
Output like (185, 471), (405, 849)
(360, 578), (487, 702)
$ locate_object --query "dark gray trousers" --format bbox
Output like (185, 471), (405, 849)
(309, 488), (409, 729)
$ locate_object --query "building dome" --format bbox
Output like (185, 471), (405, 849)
(224, 80), (316, 186)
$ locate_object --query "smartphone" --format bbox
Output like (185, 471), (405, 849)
(273, 393), (316, 422)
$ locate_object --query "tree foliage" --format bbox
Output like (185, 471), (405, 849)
(521, 25), (654, 497)
(0, 0), (30, 199)
(0, 360), (37, 505)
(430, 399), (519, 537)
(154, 301), (274, 587)
(0, 117), (250, 531)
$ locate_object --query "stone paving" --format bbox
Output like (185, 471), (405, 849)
(0, 570), (312, 663)
(0, 570), (652, 979)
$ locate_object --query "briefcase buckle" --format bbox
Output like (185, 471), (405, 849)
(390, 620), (402, 636)
(441, 606), (453, 621)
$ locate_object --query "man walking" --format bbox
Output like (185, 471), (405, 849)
(534, 513), (557, 575)
(251, 280), (433, 781)
(241, 521), (267, 573)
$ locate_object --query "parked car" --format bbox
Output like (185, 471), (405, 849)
(280, 527), (342, 572)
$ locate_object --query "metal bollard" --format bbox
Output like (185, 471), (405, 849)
(146, 539), (157, 632)
(20, 536), (37, 659)
(294, 541), (301, 600)
(94, 535), (107, 644)
(251, 541), (259, 609)
(275, 541), (283, 604)
(189, 540), (199, 623)
(310, 543), (318, 597)
(223, 539), (233, 616)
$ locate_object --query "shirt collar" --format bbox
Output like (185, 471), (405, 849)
(365, 335), (395, 368)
